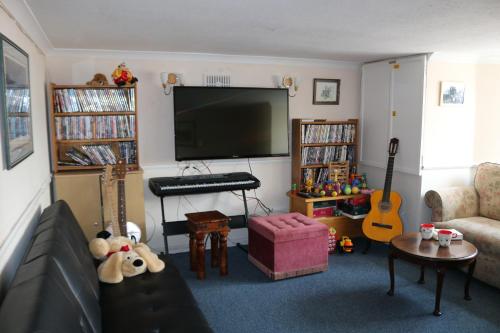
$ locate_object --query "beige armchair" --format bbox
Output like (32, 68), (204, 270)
(425, 162), (500, 289)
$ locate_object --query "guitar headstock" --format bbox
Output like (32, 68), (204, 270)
(102, 165), (114, 188)
(388, 138), (399, 156)
(115, 158), (127, 180)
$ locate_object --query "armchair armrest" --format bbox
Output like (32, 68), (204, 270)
(424, 186), (479, 222)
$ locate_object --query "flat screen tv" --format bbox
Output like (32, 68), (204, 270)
(173, 86), (289, 161)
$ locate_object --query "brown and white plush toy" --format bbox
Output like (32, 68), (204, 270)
(89, 236), (165, 284)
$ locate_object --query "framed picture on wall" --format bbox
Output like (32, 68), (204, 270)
(0, 34), (33, 169)
(440, 81), (465, 106)
(313, 78), (340, 105)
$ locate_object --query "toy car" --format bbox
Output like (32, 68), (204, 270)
(339, 236), (354, 253)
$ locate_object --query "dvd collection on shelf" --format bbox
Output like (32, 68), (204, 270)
(54, 115), (135, 140)
(301, 145), (355, 166)
(303, 168), (330, 184)
(6, 88), (30, 113)
(54, 88), (135, 112)
(301, 123), (356, 144)
(61, 142), (137, 166)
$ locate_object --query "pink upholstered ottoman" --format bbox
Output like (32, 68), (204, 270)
(248, 212), (328, 280)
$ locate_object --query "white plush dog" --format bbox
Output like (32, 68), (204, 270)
(89, 236), (165, 284)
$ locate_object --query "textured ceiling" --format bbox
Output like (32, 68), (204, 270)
(26, 0), (500, 62)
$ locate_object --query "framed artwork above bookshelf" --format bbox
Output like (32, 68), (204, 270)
(291, 118), (358, 191)
(48, 83), (139, 173)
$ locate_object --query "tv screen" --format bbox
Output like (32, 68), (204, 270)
(173, 87), (289, 161)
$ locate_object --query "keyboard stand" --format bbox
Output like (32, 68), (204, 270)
(158, 189), (251, 255)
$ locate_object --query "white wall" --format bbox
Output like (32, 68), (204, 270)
(46, 51), (361, 252)
(0, 5), (51, 297)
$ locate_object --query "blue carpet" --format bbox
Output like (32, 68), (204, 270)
(170, 242), (500, 333)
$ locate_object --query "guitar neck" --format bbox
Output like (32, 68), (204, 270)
(382, 155), (395, 203)
(106, 183), (120, 237)
(117, 179), (127, 237)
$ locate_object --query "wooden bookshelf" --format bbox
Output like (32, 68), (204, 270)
(291, 118), (359, 190)
(49, 83), (140, 173)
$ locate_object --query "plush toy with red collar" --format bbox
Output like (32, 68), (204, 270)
(89, 236), (164, 284)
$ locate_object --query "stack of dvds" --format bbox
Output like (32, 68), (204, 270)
(55, 117), (93, 140)
(54, 88), (135, 112)
(118, 142), (137, 164)
(95, 115), (135, 139)
(301, 123), (356, 144)
(301, 146), (355, 165)
(80, 145), (117, 165)
(6, 88), (30, 113)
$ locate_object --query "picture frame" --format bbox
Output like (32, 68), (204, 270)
(313, 78), (340, 105)
(440, 81), (465, 106)
(0, 34), (33, 169)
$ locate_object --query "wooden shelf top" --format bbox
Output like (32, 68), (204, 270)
(298, 120), (358, 125)
(57, 138), (135, 144)
(287, 191), (365, 202)
(53, 111), (135, 117)
(52, 84), (136, 89)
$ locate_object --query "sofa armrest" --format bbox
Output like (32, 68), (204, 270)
(424, 187), (479, 222)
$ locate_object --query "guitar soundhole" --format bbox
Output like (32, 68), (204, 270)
(378, 201), (392, 212)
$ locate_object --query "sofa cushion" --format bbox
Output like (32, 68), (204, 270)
(475, 162), (500, 220)
(439, 216), (500, 256)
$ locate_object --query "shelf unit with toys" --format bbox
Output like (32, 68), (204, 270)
(289, 118), (367, 239)
(48, 83), (139, 173)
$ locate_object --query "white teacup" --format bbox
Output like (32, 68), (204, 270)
(438, 230), (453, 247)
(420, 223), (434, 240)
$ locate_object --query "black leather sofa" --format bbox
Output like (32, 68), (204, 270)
(0, 200), (213, 333)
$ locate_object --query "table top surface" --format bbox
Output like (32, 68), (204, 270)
(391, 232), (478, 262)
(185, 210), (230, 224)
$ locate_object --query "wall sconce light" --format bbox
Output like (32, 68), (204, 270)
(275, 75), (299, 97)
(160, 72), (182, 95)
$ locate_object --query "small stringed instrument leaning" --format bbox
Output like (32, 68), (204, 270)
(362, 138), (404, 243)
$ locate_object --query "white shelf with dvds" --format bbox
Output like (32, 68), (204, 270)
(49, 83), (139, 173)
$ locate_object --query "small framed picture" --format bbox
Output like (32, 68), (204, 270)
(0, 34), (34, 169)
(313, 79), (340, 105)
(440, 81), (465, 106)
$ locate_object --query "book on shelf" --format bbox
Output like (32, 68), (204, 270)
(54, 115), (135, 140)
(301, 123), (356, 144)
(303, 167), (330, 184)
(54, 88), (135, 113)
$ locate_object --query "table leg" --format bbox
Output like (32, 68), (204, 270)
(418, 265), (425, 284)
(219, 230), (228, 276)
(387, 252), (395, 296)
(196, 232), (206, 280)
(189, 232), (196, 271)
(464, 259), (476, 301)
(434, 266), (446, 316)
(211, 232), (219, 268)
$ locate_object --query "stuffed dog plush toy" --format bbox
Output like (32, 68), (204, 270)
(89, 236), (165, 284)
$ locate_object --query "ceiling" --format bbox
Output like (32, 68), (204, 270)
(26, 0), (500, 62)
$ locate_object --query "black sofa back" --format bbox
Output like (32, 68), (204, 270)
(0, 200), (213, 333)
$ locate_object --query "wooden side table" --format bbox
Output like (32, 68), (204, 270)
(185, 211), (230, 280)
(388, 232), (478, 316)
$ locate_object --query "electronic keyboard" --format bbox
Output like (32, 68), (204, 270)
(148, 172), (261, 197)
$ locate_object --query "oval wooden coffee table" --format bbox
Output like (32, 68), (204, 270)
(387, 232), (478, 316)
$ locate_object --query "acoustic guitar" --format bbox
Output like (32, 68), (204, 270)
(102, 160), (142, 242)
(362, 138), (403, 243)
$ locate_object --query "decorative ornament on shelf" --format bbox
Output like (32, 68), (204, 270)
(86, 73), (108, 86)
(160, 72), (183, 95)
(111, 63), (138, 86)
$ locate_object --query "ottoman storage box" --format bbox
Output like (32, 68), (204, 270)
(248, 212), (329, 280)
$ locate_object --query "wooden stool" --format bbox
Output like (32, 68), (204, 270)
(185, 211), (230, 280)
